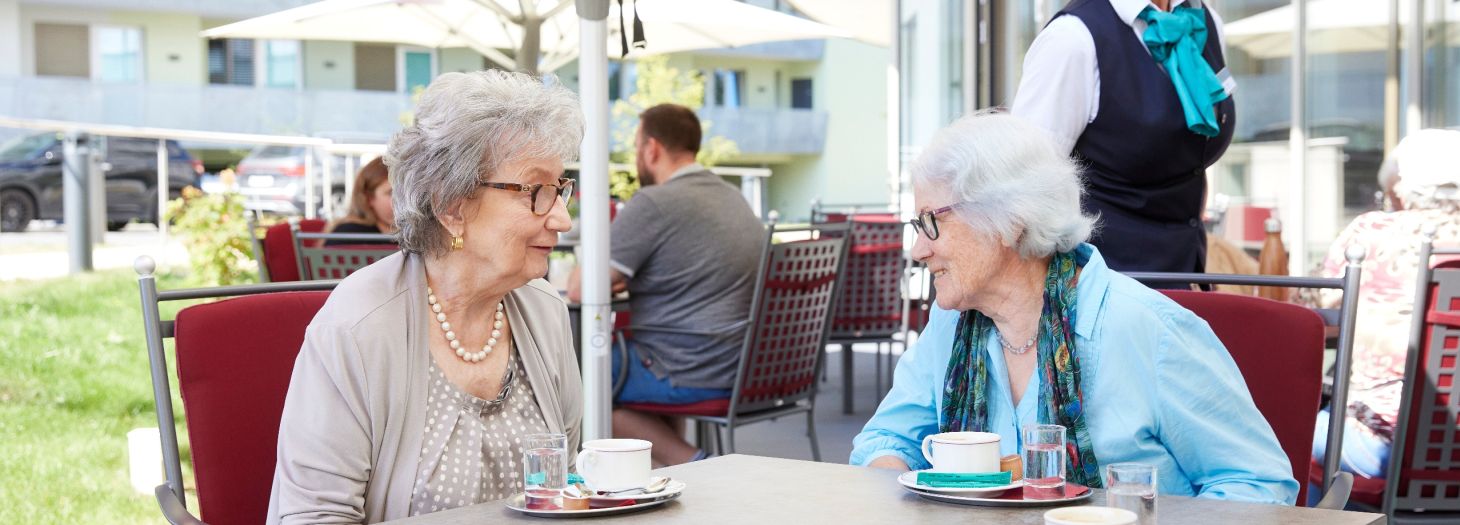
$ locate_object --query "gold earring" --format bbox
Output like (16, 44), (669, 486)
(451, 233), (464, 251)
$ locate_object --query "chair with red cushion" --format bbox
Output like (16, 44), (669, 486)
(1127, 259), (1366, 508)
(290, 226), (398, 281)
(619, 224), (850, 461)
(1375, 239), (1460, 523)
(135, 255), (338, 525)
(257, 218), (325, 282)
(814, 212), (912, 414)
(1160, 290), (1326, 506)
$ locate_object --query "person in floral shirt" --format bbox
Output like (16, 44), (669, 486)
(1309, 129), (1460, 483)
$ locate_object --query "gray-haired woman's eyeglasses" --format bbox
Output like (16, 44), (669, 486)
(908, 203), (968, 241)
(479, 178), (575, 216)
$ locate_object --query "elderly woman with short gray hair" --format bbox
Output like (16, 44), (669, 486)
(850, 112), (1299, 504)
(268, 70), (584, 523)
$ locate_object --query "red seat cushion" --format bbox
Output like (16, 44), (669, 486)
(619, 398), (731, 418)
(261, 220), (325, 282)
(173, 291), (330, 525)
(1162, 290), (1325, 506)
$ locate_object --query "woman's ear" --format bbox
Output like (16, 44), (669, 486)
(437, 199), (466, 237)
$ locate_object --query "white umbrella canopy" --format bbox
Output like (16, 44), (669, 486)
(202, 0), (849, 73)
(784, 0), (893, 47)
(1225, 0), (1460, 59)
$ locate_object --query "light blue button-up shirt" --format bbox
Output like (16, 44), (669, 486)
(850, 244), (1299, 505)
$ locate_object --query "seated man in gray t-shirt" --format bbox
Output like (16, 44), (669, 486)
(569, 104), (764, 466)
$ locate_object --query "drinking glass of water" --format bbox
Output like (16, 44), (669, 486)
(523, 433), (568, 507)
(1022, 424), (1066, 500)
(1105, 463), (1157, 524)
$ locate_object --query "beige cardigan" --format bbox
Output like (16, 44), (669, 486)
(266, 252), (582, 524)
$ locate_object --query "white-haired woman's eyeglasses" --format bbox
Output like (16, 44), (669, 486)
(909, 202), (971, 241)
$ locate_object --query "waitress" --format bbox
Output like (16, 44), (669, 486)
(1011, 0), (1235, 273)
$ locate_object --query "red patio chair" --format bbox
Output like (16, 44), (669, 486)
(135, 255), (338, 525)
(1378, 239), (1460, 523)
(1160, 290), (1325, 506)
(1127, 254), (1366, 508)
(256, 218), (325, 282)
(814, 212), (912, 414)
(619, 224), (850, 461)
(289, 226), (398, 281)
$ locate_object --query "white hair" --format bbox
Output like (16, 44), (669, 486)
(910, 110), (1095, 259)
(387, 70), (584, 255)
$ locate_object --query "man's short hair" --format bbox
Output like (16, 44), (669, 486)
(639, 104), (701, 155)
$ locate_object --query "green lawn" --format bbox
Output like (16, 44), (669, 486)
(0, 270), (199, 524)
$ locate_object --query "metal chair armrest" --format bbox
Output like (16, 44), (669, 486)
(1314, 471), (1353, 510)
(155, 484), (206, 525)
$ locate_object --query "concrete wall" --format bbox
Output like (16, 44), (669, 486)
(438, 47), (485, 74)
(109, 11), (203, 85)
(303, 40), (354, 90)
(0, 0), (21, 76)
(765, 38), (890, 221)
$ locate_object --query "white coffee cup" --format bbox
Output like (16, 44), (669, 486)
(1044, 506), (1138, 525)
(920, 431), (1001, 473)
(575, 438), (652, 492)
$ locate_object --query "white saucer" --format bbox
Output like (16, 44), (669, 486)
(897, 470), (1022, 496)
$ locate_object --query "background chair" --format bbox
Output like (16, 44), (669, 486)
(618, 224), (850, 461)
(289, 224), (397, 281)
(812, 211), (913, 414)
(1126, 250), (1365, 508)
(254, 218), (325, 283)
(1376, 233), (1460, 523)
(136, 256), (338, 525)
(1159, 289), (1326, 506)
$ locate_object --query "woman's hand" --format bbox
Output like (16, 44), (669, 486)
(868, 456), (912, 472)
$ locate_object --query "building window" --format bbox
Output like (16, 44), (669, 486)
(790, 78), (813, 109)
(34, 23), (90, 78)
(608, 61), (622, 101)
(709, 68), (745, 107)
(354, 43), (396, 92)
(260, 40), (301, 88)
(92, 25), (142, 83)
(208, 39), (255, 85)
(398, 47), (435, 93)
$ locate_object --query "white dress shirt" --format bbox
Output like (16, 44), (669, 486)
(1010, 0), (1232, 155)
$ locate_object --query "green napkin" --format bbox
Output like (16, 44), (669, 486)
(915, 471), (1013, 488)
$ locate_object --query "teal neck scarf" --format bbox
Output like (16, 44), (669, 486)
(1139, 5), (1229, 138)
(939, 251), (1102, 488)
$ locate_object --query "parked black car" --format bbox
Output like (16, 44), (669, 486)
(0, 133), (202, 232)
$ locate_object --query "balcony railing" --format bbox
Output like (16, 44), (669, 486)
(694, 107), (828, 155)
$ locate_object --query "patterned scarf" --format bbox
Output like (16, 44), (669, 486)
(939, 251), (1102, 487)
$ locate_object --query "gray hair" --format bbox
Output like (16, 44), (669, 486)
(386, 70), (584, 255)
(910, 110), (1094, 259)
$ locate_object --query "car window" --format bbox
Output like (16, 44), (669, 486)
(0, 133), (59, 162)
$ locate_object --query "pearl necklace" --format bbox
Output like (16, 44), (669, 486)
(997, 330), (1036, 355)
(427, 286), (505, 363)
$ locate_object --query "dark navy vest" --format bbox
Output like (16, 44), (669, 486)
(1056, 0), (1235, 274)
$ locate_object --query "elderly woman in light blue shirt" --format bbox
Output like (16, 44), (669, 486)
(850, 111), (1298, 504)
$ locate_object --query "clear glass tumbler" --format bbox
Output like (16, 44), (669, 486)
(1105, 463), (1157, 525)
(1022, 424), (1067, 500)
(522, 433), (568, 509)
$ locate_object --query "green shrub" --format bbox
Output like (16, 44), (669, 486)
(166, 187), (256, 286)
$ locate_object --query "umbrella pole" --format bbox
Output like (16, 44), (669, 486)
(576, 0), (613, 442)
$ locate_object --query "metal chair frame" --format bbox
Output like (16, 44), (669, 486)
(1125, 249), (1365, 505)
(289, 223), (397, 281)
(1383, 231), (1460, 524)
(668, 223), (851, 461)
(135, 256), (338, 525)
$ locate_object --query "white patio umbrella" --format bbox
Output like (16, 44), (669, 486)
(202, 0), (849, 74)
(1225, 0), (1458, 59)
(785, 0), (893, 47)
